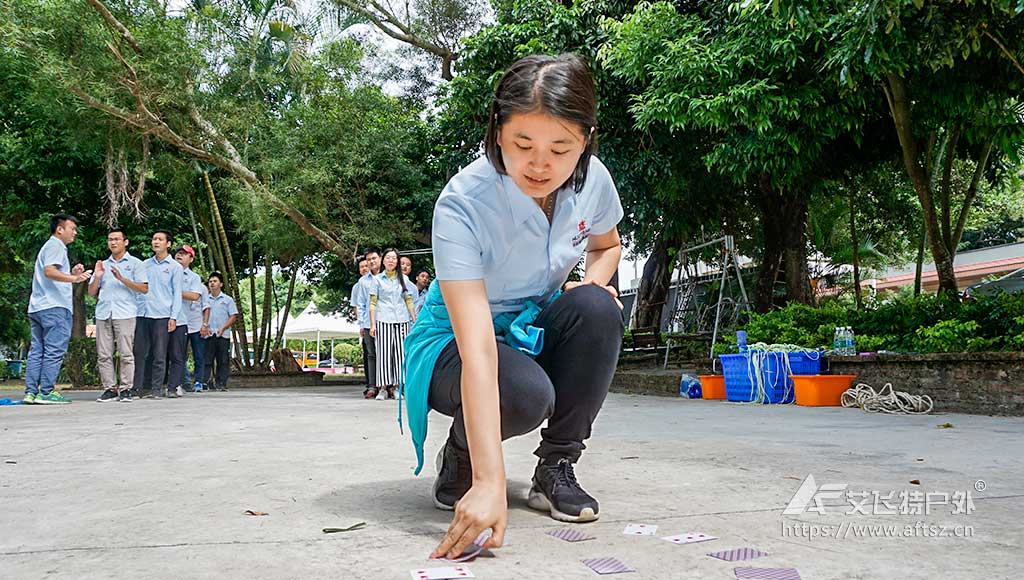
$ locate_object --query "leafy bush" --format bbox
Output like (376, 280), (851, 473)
(719, 291), (1024, 354)
(57, 337), (100, 388)
(0, 360), (7, 380)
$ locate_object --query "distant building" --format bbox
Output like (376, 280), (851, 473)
(864, 241), (1024, 294)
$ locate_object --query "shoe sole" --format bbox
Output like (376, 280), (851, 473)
(526, 487), (599, 523)
(35, 399), (71, 405)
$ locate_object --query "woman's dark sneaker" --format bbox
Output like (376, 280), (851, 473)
(433, 439), (473, 511)
(96, 389), (118, 403)
(527, 458), (599, 523)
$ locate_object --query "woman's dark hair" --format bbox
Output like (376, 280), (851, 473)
(484, 53), (598, 193)
(381, 248), (408, 294)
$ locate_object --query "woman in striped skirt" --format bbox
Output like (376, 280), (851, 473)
(368, 248), (417, 399)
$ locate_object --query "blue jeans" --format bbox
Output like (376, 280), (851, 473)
(186, 331), (206, 386)
(25, 307), (72, 395)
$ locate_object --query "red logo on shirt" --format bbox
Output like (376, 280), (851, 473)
(578, 219), (586, 231)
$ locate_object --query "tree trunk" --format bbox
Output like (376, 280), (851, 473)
(203, 171), (250, 367)
(632, 232), (679, 330)
(781, 194), (814, 306)
(275, 265), (299, 347)
(883, 74), (958, 295)
(247, 235), (259, 368)
(755, 177), (784, 311)
(849, 185), (862, 309)
(185, 188), (209, 274)
(72, 281), (87, 338)
(261, 253), (273, 364)
(914, 219), (926, 296)
(754, 177), (813, 310)
(68, 281), (89, 389)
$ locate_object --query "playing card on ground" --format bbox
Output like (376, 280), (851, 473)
(661, 532), (717, 545)
(707, 547), (769, 561)
(581, 557), (636, 575)
(409, 566), (474, 580)
(622, 523), (657, 536)
(734, 567), (801, 580)
(547, 528), (595, 542)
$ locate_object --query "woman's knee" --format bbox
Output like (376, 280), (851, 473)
(564, 284), (624, 332)
(498, 353), (555, 432)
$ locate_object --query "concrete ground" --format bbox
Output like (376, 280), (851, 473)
(1, 387), (1021, 580)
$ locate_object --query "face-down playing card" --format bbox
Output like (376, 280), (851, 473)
(580, 557), (636, 575)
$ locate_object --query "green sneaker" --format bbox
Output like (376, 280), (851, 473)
(36, 391), (72, 405)
(22, 393), (36, 405)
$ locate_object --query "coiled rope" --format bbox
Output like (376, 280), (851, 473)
(841, 382), (934, 414)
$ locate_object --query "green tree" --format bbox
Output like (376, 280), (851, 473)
(602, 1), (879, 310)
(818, 0), (1024, 294)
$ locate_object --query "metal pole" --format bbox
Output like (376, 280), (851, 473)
(709, 248), (730, 359)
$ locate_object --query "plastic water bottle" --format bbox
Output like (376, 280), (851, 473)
(845, 326), (856, 356)
(736, 330), (748, 354)
(833, 327), (842, 355)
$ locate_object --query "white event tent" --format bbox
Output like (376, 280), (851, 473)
(283, 302), (360, 369)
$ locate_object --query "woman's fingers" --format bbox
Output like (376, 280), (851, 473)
(484, 519), (506, 549)
(432, 515), (468, 558)
(447, 523), (484, 559)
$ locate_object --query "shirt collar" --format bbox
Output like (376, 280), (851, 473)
(150, 254), (173, 265)
(107, 253), (130, 263)
(501, 174), (568, 226)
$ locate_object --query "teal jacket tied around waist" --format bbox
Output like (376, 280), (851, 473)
(400, 280), (557, 475)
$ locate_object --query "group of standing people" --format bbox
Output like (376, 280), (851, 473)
(349, 247), (431, 400)
(21, 215), (238, 404)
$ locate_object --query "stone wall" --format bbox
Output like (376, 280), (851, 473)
(231, 371), (327, 389)
(829, 352), (1024, 416)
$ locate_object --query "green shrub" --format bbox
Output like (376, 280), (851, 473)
(57, 337), (100, 388)
(714, 291), (1024, 354)
(0, 359), (7, 380)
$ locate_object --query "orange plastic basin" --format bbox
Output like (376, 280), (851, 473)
(790, 375), (857, 406)
(698, 375), (727, 400)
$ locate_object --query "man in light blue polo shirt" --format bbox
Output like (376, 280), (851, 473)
(23, 214), (91, 405)
(167, 245), (204, 397)
(177, 246), (211, 393)
(130, 230), (183, 399)
(202, 271), (238, 391)
(356, 247), (381, 396)
(88, 227), (148, 402)
(413, 268), (431, 315)
(350, 256), (369, 389)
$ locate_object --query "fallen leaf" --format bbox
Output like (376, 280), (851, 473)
(4, 460), (16, 464)
(937, 423), (955, 429)
(322, 522), (367, 533)
(620, 456), (640, 460)
(783, 476), (802, 481)
(244, 510), (269, 516)
(909, 480), (921, 485)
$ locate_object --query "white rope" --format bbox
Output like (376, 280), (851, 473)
(743, 343), (822, 404)
(841, 382), (934, 414)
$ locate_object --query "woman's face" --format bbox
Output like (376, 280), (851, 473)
(497, 110), (588, 199)
(383, 251), (398, 272)
(400, 256), (412, 275)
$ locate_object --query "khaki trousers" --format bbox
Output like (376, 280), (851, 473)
(96, 317), (136, 391)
